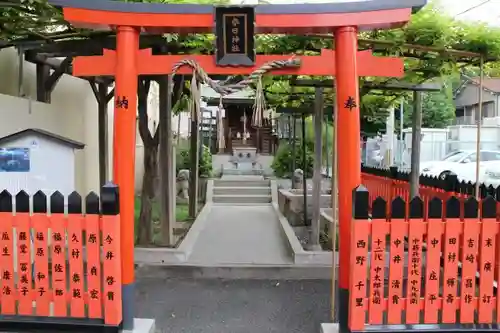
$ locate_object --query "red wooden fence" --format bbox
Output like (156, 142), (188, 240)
(349, 186), (499, 330)
(362, 172), (461, 206)
(0, 185), (122, 331)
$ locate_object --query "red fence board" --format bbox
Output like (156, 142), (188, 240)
(16, 213), (32, 316)
(50, 213), (68, 317)
(86, 214), (103, 319)
(478, 218), (496, 323)
(349, 220), (370, 331)
(349, 188), (500, 330)
(0, 212), (15, 315)
(33, 214), (50, 316)
(0, 189), (122, 329)
(102, 214), (123, 326)
(442, 218), (460, 323)
(387, 219), (405, 324)
(406, 218), (424, 324)
(68, 214), (85, 318)
(459, 218), (479, 323)
(368, 219), (386, 324)
(423, 218), (441, 324)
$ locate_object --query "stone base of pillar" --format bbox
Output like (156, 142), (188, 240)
(121, 318), (156, 333)
(320, 323), (339, 333)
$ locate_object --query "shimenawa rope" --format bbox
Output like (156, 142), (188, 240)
(171, 56), (301, 130)
(170, 56), (301, 96)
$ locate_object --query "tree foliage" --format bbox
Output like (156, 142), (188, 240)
(271, 141), (314, 178)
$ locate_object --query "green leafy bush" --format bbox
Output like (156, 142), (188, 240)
(271, 141), (314, 178)
(176, 144), (213, 178)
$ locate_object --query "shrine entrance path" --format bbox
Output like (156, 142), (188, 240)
(184, 175), (292, 266)
(186, 204), (292, 265)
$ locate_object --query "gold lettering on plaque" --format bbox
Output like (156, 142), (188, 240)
(230, 15), (243, 53)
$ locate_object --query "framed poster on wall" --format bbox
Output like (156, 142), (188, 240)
(0, 148), (30, 172)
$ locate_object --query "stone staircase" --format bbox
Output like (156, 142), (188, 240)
(212, 177), (272, 205)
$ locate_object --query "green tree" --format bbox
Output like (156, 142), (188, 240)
(400, 88), (455, 130)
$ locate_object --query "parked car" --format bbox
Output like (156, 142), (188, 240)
(482, 161), (500, 188)
(420, 149), (500, 182)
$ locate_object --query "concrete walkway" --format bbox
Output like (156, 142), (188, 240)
(187, 204), (293, 265)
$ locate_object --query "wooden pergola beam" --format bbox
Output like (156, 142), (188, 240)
(25, 52), (114, 86)
(23, 35), (173, 57)
(291, 79), (442, 92)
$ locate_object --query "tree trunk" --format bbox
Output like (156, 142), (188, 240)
(136, 78), (155, 246)
(137, 144), (158, 245)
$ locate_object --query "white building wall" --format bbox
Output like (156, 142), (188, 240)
(0, 47), (98, 195)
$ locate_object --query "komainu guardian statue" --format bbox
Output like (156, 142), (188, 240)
(176, 169), (190, 199)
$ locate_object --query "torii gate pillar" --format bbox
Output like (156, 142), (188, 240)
(113, 26), (139, 329)
(335, 26), (361, 325)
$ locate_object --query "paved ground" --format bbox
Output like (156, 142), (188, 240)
(135, 277), (332, 333)
(187, 205), (292, 265)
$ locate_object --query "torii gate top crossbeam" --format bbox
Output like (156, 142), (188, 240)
(49, 0), (425, 34)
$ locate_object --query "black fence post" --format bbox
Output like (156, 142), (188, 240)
(389, 166), (398, 179)
(444, 174), (458, 193)
(101, 183), (119, 216)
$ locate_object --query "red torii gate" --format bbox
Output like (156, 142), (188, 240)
(50, 0), (425, 330)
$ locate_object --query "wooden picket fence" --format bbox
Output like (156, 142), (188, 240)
(349, 186), (500, 331)
(361, 171), (466, 208)
(0, 184), (122, 332)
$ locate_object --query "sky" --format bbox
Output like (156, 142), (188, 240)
(436, 0), (500, 26)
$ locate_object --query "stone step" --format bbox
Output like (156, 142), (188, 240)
(213, 186), (271, 195)
(211, 202), (273, 207)
(222, 168), (264, 176)
(212, 194), (272, 204)
(214, 179), (270, 187)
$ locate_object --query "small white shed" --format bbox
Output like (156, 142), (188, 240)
(0, 128), (84, 196)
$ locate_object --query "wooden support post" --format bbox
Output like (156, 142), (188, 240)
(188, 88), (200, 219)
(89, 80), (114, 188)
(310, 87), (323, 249)
(301, 112), (307, 226)
(409, 90), (422, 199)
(17, 47), (24, 97)
(159, 76), (174, 246)
(325, 115), (330, 178)
(331, 97), (339, 321)
(475, 57), (484, 198)
(35, 57), (72, 103)
(97, 82), (109, 188)
(291, 116), (297, 188)
(36, 62), (51, 102)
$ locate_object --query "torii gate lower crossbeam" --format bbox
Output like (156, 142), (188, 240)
(50, 0), (424, 331)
